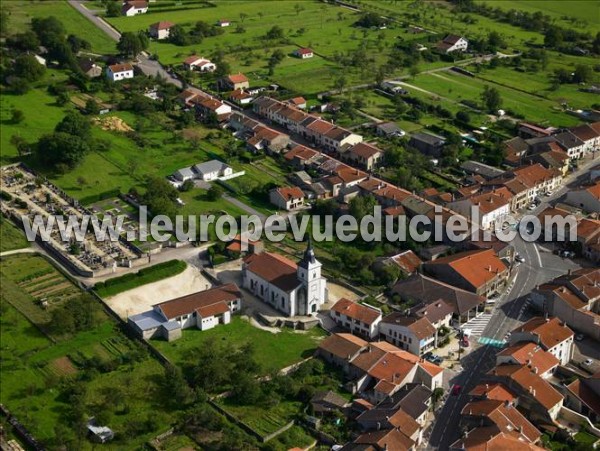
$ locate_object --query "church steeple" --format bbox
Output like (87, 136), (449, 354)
(298, 237), (316, 268)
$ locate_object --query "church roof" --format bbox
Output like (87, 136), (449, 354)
(298, 239), (318, 269)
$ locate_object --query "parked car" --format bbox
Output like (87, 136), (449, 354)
(515, 254), (525, 263)
(460, 339), (470, 347)
(452, 384), (462, 396)
(527, 203), (537, 211)
(583, 359), (593, 367)
(575, 333), (585, 342)
(560, 250), (575, 258)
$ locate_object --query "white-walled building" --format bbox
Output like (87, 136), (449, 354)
(447, 188), (513, 230)
(330, 298), (382, 339)
(128, 283), (242, 341)
(509, 317), (574, 366)
(379, 313), (437, 356)
(269, 186), (305, 211)
(106, 63), (134, 82)
(242, 241), (328, 317)
(148, 21), (174, 39)
(122, 0), (148, 16)
(438, 35), (468, 53)
(183, 56), (216, 72)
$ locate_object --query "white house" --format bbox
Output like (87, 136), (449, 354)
(569, 123), (600, 155)
(438, 35), (468, 53)
(294, 47), (314, 59)
(217, 19), (230, 27)
(183, 56), (216, 72)
(106, 63), (134, 82)
(379, 313), (437, 356)
(122, 0), (148, 16)
(242, 241), (328, 317)
(148, 21), (175, 40)
(192, 160), (233, 181)
(330, 298), (382, 339)
(447, 188), (512, 230)
(269, 186), (305, 211)
(509, 317), (574, 366)
(127, 283), (242, 341)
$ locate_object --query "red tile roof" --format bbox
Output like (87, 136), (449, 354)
(274, 186), (304, 201)
(318, 333), (368, 360)
(424, 248), (508, 291)
(108, 63), (133, 73)
(150, 21), (175, 30)
(331, 298), (381, 326)
(244, 251), (301, 292)
(469, 383), (517, 403)
(497, 342), (559, 375)
(512, 317), (574, 349)
(196, 301), (229, 318)
(490, 364), (563, 410)
(391, 250), (422, 274)
(227, 73), (249, 84)
(155, 283), (240, 320)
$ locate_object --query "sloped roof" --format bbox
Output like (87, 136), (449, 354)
(381, 313), (436, 340)
(423, 248), (508, 291)
(512, 317), (574, 349)
(318, 333), (368, 360)
(244, 251), (300, 292)
(155, 283), (240, 320)
(390, 250), (422, 274)
(226, 73), (249, 84)
(497, 342), (559, 375)
(331, 298), (381, 326)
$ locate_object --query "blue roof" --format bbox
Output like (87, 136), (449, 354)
(128, 310), (165, 331)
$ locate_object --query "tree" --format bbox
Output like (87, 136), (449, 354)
(85, 99), (100, 115)
(11, 109), (25, 124)
(55, 112), (91, 139)
(456, 111), (471, 124)
(14, 54), (46, 82)
(544, 27), (563, 48)
(294, 3), (305, 15)
(31, 16), (65, 45)
(117, 31), (148, 57)
(573, 64), (592, 83)
(239, 12), (248, 22)
(7, 31), (40, 52)
(36, 132), (90, 169)
(333, 75), (347, 92)
(162, 366), (194, 406)
(265, 25), (285, 40)
(207, 184), (224, 201)
(480, 85), (502, 112)
(106, 0), (121, 17)
(487, 31), (505, 51)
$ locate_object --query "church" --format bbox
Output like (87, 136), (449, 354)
(241, 241), (328, 316)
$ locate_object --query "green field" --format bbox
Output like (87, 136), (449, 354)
(478, 1), (599, 33)
(94, 259), (188, 298)
(0, 254), (175, 448)
(409, 70), (580, 127)
(0, 215), (29, 252)
(154, 316), (327, 373)
(1, 0), (116, 54)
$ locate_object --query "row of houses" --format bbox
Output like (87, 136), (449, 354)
(448, 316), (598, 450)
(506, 121), (600, 163)
(179, 87), (232, 123)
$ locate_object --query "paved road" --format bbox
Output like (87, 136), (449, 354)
(427, 156), (598, 449)
(68, 0), (182, 87)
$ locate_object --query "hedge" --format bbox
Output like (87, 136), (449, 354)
(94, 259), (187, 298)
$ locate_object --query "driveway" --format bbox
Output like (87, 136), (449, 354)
(68, 0), (182, 87)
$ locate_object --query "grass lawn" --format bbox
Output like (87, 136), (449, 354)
(478, 1), (599, 34)
(0, 77), (72, 165)
(410, 70), (580, 127)
(94, 259), (188, 298)
(217, 397), (301, 437)
(0, 215), (29, 252)
(1, 0), (116, 54)
(153, 316), (327, 373)
(0, 254), (175, 449)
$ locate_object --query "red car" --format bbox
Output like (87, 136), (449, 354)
(452, 384), (462, 396)
(460, 339), (470, 347)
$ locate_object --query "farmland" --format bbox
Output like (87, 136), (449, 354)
(1, 0), (116, 54)
(0, 215), (29, 252)
(0, 254), (175, 448)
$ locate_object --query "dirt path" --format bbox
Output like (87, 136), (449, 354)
(105, 265), (210, 318)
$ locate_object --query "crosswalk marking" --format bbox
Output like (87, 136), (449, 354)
(460, 313), (493, 337)
(478, 337), (507, 347)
